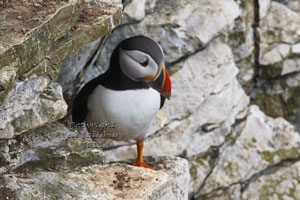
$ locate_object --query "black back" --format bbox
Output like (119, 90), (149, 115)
(72, 36), (166, 124)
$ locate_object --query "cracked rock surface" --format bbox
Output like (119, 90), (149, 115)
(2, 157), (189, 200)
(251, 0), (300, 131)
(196, 105), (300, 198)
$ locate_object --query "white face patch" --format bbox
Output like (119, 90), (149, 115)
(119, 48), (159, 81)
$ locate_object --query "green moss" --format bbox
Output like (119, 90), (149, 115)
(10, 109), (36, 133)
(66, 138), (86, 152)
(13, 155), (65, 173)
(67, 150), (104, 168)
(284, 87), (300, 119)
(252, 83), (300, 124)
(251, 93), (282, 118)
(225, 162), (233, 174)
(260, 62), (283, 78)
(261, 147), (300, 165)
(227, 131), (236, 142)
(23, 193), (39, 200)
(257, 175), (297, 200)
(190, 164), (198, 179)
(195, 157), (206, 166)
(244, 139), (257, 150)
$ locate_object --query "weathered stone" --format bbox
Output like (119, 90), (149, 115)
(0, 121), (104, 174)
(261, 43), (291, 66)
(241, 160), (300, 200)
(273, 0), (300, 12)
(292, 43), (300, 54)
(146, 156), (190, 200)
(199, 105), (300, 195)
(223, 0), (255, 88)
(188, 152), (213, 194)
(123, 0), (146, 22)
(251, 72), (300, 132)
(0, 65), (16, 90)
(54, 38), (103, 102)
(195, 184), (242, 200)
(260, 0), (271, 19)
(282, 58), (300, 75)
(259, 2), (300, 72)
(0, 0), (122, 139)
(0, 0), (81, 82)
(1, 156), (189, 200)
(252, 0), (300, 132)
(0, 77), (67, 139)
(260, 2), (300, 47)
(0, 0), (122, 101)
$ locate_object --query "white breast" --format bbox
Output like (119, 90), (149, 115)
(86, 85), (160, 141)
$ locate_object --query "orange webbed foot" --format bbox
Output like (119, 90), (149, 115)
(132, 140), (154, 170)
(132, 160), (154, 170)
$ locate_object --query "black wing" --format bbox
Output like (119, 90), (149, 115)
(72, 77), (101, 124)
(160, 95), (165, 109)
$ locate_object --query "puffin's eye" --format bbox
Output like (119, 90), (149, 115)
(139, 59), (148, 67)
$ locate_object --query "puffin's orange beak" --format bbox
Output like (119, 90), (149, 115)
(158, 67), (171, 100)
(146, 63), (172, 100)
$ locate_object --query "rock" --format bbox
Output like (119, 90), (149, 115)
(251, 72), (300, 132)
(251, 0), (300, 132)
(274, 0), (300, 12)
(292, 43), (300, 54)
(0, 77), (67, 139)
(241, 160), (300, 200)
(54, 38), (103, 102)
(282, 58), (300, 75)
(260, 2), (300, 47)
(1, 157), (189, 200)
(146, 156), (190, 200)
(196, 160), (300, 200)
(195, 185), (242, 200)
(0, 0), (122, 115)
(0, 121), (104, 174)
(222, 0), (256, 85)
(260, 43), (290, 66)
(123, 0), (146, 22)
(0, 0), (122, 138)
(188, 150), (215, 194)
(198, 105), (300, 195)
(223, 13), (255, 89)
(0, 65), (16, 90)
(259, 2), (300, 75)
(260, 0), (271, 19)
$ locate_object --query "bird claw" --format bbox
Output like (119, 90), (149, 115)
(132, 160), (154, 170)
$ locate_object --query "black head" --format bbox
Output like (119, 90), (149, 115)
(119, 36), (164, 66)
(108, 36), (171, 99)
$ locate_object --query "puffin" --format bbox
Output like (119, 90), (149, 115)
(72, 36), (171, 169)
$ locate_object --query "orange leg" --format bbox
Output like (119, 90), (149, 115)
(132, 140), (154, 170)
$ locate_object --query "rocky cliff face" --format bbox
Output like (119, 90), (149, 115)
(1, 0), (300, 199)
